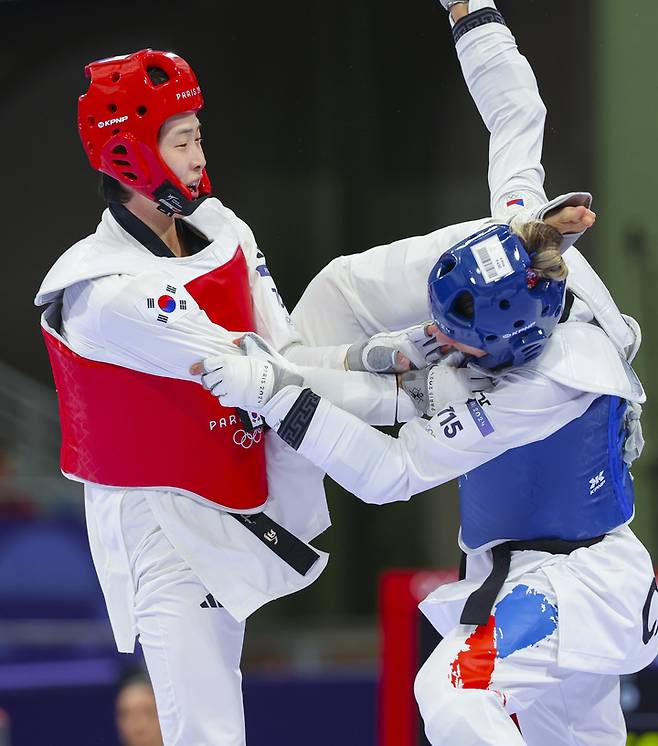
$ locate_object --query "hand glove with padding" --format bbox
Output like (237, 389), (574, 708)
(345, 324), (443, 373)
(201, 334), (303, 410)
(399, 363), (493, 418)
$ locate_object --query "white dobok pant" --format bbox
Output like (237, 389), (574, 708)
(414, 559), (626, 746)
(122, 494), (247, 746)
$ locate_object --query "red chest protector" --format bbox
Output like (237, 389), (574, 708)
(42, 246), (268, 512)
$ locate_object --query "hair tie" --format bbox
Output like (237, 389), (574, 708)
(526, 269), (539, 289)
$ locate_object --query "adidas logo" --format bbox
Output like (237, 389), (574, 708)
(200, 593), (222, 609)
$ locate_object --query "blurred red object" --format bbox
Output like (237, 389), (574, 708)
(0, 441), (37, 519)
(378, 569), (458, 746)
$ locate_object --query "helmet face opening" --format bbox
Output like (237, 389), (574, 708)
(78, 49), (211, 216)
(449, 291), (474, 324)
(427, 224), (566, 370)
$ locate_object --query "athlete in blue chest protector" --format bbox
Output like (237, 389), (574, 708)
(196, 2), (657, 743)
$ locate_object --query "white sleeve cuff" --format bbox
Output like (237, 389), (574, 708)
(509, 192), (593, 253)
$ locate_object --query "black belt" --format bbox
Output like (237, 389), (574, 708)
(231, 513), (321, 576)
(459, 536), (605, 626)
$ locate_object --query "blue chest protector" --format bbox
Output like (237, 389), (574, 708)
(458, 395), (634, 550)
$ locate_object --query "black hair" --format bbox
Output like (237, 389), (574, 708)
(99, 65), (170, 205)
(116, 667), (153, 696)
(100, 172), (131, 204)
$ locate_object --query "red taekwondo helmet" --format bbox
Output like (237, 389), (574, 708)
(78, 49), (211, 216)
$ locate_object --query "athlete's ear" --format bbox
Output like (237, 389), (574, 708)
(189, 361), (204, 375)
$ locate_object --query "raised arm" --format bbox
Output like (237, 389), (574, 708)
(450, 1), (594, 239)
(448, 0), (548, 218)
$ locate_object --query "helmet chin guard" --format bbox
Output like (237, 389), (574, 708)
(78, 49), (211, 216)
(427, 224), (566, 370)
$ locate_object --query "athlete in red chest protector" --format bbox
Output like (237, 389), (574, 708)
(35, 49), (402, 745)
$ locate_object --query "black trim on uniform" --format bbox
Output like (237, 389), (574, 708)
(458, 551), (468, 581)
(559, 290), (575, 324)
(277, 388), (321, 450)
(459, 535), (605, 626)
(108, 202), (211, 258)
(452, 8), (506, 44)
(231, 512), (321, 576)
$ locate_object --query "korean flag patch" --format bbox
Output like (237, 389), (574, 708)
(137, 279), (195, 325)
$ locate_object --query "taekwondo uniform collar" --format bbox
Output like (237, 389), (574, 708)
(108, 202), (211, 258)
(35, 197), (238, 306)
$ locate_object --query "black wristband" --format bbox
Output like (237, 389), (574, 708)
(277, 388), (321, 450)
(452, 7), (506, 44)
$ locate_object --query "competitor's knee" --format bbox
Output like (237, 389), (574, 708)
(414, 654), (465, 730)
(414, 651), (515, 745)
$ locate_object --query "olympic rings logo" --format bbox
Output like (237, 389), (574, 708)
(232, 428), (263, 449)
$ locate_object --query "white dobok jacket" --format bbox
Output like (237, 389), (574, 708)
(35, 197), (401, 652)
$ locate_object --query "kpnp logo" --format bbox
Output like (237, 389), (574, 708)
(97, 115), (128, 128)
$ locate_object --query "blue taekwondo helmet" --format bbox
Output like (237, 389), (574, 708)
(427, 223), (566, 371)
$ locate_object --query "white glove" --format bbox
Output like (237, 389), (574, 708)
(201, 334), (303, 411)
(345, 324), (442, 373)
(399, 363), (492, 417)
